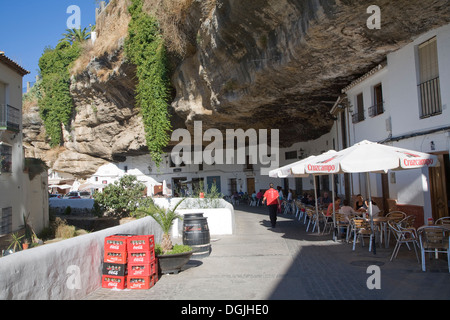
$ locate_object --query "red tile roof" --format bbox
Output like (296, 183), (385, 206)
(0, 52), (30, 76)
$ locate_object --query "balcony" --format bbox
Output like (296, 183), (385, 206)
(369, 101), (384, 117)
(0, 104), (20, 132)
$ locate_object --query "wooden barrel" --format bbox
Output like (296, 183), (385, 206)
(182, 213), (211, 259)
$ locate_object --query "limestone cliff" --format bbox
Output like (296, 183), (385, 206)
(23, 0), (450, 177)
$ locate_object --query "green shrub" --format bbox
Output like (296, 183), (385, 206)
(125, 0), (172, 165)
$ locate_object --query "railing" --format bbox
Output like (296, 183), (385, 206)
(418, 77), (442, 118)
(0, 104), (20, 132)
(369, 102), (384, 117)
(352, 112), (365, 124)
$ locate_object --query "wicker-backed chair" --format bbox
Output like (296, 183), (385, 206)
(351, 218), (373, 251)
(387, 220), (420, 263)
(417, 226), (450, 273)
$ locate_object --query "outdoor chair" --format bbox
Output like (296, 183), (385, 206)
(306, 208), (320, 233)
(386, 211), (407, 244)
(351, 218), (373, 251)
(294, 201), (305, 221)
(321, 212), (334, 235)
(417, 226), (450, 272)
(436, 217), (450, 226)
(387, 220), (420, 263)
(399, 215), (416, 229)
(335, 213), (351, 242)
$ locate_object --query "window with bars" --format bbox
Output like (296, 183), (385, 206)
(417, 37), (442, 118)
(352, 93), (365, 123)
(0, 207), (12, 235)
(369, 83), (384, 117)
(0, 143), (12, 173)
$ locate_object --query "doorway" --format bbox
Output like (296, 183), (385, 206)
(429, 153), (450, 220)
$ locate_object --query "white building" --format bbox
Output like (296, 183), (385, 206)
(331, 23), (450, 225)
(0, 52), (49, 246)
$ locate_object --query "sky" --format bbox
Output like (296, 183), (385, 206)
(0, 0), (97, 89)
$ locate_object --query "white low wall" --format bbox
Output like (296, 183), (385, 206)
(152, 198), (235, 237)
(0, 217), (163, 300)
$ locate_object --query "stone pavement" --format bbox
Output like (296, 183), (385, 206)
(85, 204), (450, 300)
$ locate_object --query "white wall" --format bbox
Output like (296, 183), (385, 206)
(0, 216), (163, 300)
(0, 60), (26, 233)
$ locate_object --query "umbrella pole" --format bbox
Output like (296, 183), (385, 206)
(366, 172), (376, 255)
(314, 176), (320, 233)
(332, 174), (337, 241)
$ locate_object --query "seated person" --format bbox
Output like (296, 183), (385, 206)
(339, 199), (357, 222)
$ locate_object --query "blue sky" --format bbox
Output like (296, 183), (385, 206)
(0, 1), (97, 88)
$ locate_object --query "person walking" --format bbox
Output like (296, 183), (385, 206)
(263, 183), (281, 228)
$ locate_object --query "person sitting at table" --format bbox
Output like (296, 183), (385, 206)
(354, 194), (366, 212)
(320, 192), (332, 208)
(368, 200), (381, 218)
(339, 199), (357, 222)
(326, 197), (341, 218)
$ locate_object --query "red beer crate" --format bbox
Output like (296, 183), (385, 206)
(127, 235), (155, 252)
(104, 234), (133, 252)
(102, 275), (127, 290)
(128, 250), (155, 264)
(104, 251), (127, 264)
(102, 263), (128, 277)
(127, 275), (156, 290)
(128, 261), (157, 277)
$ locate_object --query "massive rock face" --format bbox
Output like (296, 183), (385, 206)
(172, 0), (450, 146)
(23, 0), (450, 177)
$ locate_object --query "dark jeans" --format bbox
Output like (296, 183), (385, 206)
(268, 204), (278, 227)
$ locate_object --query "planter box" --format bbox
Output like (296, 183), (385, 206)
(153, 198), (235, 237)
(157, 251), (193, 275)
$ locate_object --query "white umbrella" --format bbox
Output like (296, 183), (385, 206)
(269, 151), (338, 233)
(304, 140), (439, 252)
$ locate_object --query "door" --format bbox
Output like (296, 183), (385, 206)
(429, 153), (449, 220)
(247, 178), (255, 194)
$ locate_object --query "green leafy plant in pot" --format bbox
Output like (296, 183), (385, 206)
(135, 199), (192, 274)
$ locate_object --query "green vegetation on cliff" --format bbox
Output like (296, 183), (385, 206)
(125, 0), (172, 166)
(38, 41), (81, 147)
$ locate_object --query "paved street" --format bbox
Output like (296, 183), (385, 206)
(85, 204), (450, 300)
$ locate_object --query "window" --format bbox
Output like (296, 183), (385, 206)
(285, 151), (297, 160)
(0, 143), (12, 173)
(369, 83), (384, 117)
(418, 37), (441, 118)
(0, 207), (12, 235)
(352, 93), (365, 123)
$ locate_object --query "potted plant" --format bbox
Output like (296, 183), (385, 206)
(7, 232), (24, 253)
(135, 199), (193, 274)
(22, 239), (29, 250)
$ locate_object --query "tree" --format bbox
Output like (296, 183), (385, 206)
(93, 175), (152, 217)
(134, 199), (185, 253)
(60, 27), (91, 45)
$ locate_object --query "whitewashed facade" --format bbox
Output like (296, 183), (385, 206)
(0, 53), (49, 238)
(332, 23), (450, 223)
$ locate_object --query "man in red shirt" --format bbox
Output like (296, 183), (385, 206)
(263, 183), (281, 228)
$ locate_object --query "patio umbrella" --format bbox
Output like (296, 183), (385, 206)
(269, 151), (338, 233)
(304, 140), (439, 253)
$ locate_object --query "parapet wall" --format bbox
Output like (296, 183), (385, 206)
(0, 216), (163, 300)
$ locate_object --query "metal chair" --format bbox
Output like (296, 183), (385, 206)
(351, 218), (373, 251)
(335, 213), (351, 242)
(386, 211), (407, 244)
(387, 220), (420, 263)
(321, 212), (334, 235)
(436, 217), (450, 226)
(417, 226), (450, 273)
